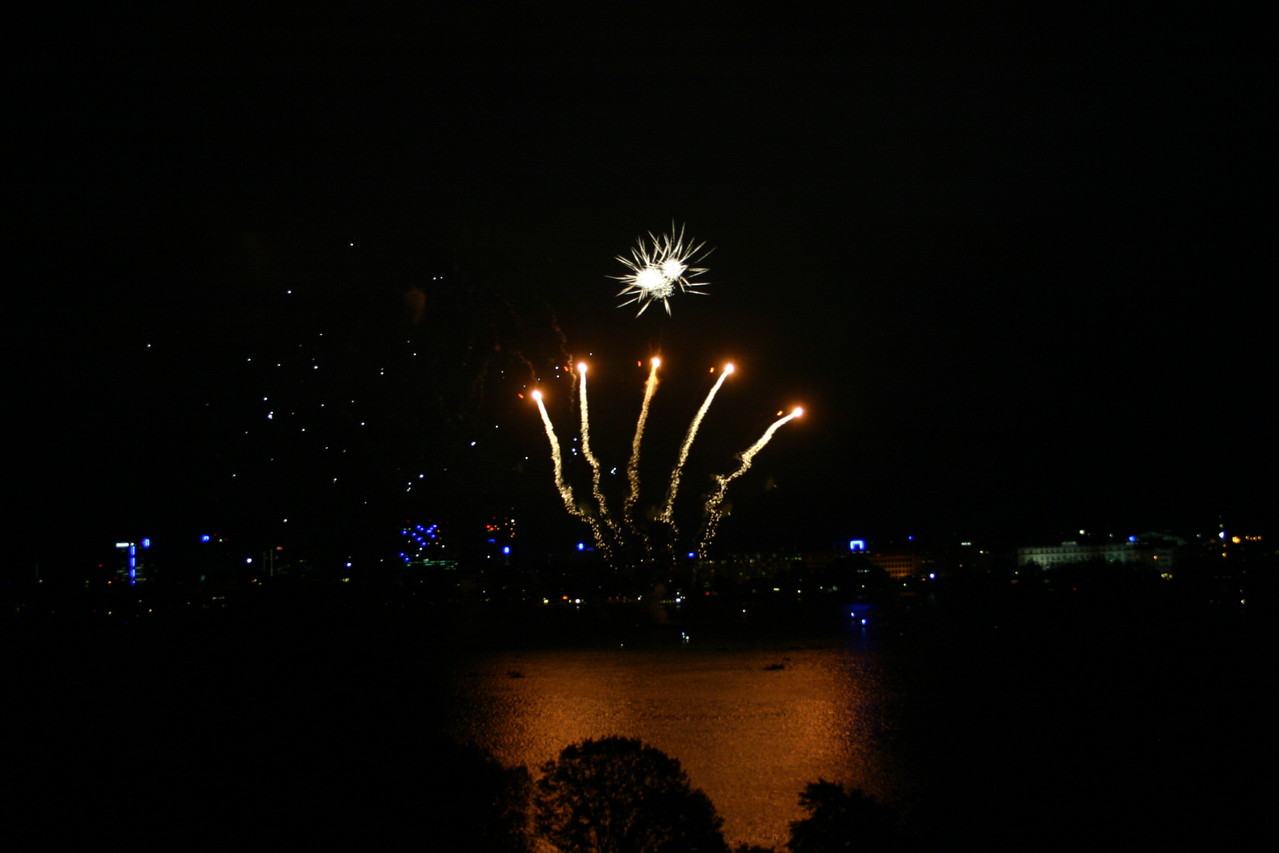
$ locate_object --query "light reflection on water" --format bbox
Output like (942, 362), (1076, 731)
(441, 643), (899, 850)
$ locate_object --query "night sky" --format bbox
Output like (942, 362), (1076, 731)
(15, 4), (1274, 575)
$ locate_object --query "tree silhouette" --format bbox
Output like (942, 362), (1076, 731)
(533, 736), (729, 853)
(785, 780), (901, 852)
(427, 740), (534, 852)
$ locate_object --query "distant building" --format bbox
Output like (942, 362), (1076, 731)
(113, 539), (151, 585)
(866, 550), (927, 581)
(705, 551), (805, 582)
(1017, 533), (1183, 570)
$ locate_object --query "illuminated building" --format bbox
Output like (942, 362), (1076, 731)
(113, 538), (151, 585)
(865, 550), (929, 581)
(1017, 533), (1183, 569)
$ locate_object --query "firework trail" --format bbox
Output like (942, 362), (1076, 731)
(697, 407), (803, 555)
(624, 357), (661, 534)
(530, 354), (802, 567)
(521, 225), (812, 565)
(577, 361), (622, 545)
(533, 388), (612, 557)
(531, 390), (576, 516)
(659, 363), (735, 530)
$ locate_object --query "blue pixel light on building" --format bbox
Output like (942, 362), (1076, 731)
(114, 538), (151, 585)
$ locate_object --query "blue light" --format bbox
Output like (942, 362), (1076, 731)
(1128, 535), (1138, 543)
(687, 552), (697, 559)
(577, 542), (585, 551)
(502, 546), (511, 555)
(849, 539), (866, 551)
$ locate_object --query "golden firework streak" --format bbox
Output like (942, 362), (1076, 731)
(659, 363), (735, 531)
(697, 408), (803, 555)
(624, 357), (661, 533)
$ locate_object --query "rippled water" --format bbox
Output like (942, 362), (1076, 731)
(439, 642), (901, 850)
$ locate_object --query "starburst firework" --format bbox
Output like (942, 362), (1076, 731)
(613, 225), (710, 316)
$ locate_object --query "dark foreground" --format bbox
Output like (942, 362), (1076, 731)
(4, 586), (1273, 850)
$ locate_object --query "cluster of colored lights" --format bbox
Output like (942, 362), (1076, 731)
(399, 522), (444, 564)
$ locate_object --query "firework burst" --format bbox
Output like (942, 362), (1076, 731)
(613, 225), (711, 316)
(524, 229), (802, 567)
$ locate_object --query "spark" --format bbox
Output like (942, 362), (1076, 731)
(614, 225), (710, 316)
(698, 407), (803, 554)
(659, 363), (735, 529)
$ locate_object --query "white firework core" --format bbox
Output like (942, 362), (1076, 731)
(614, 225), (710, 316)
(635, 268), (673, 299)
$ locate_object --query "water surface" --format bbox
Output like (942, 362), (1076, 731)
(440, 641), (900, 850)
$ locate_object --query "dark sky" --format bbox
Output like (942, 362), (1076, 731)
(14, 4), (1274, 573)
